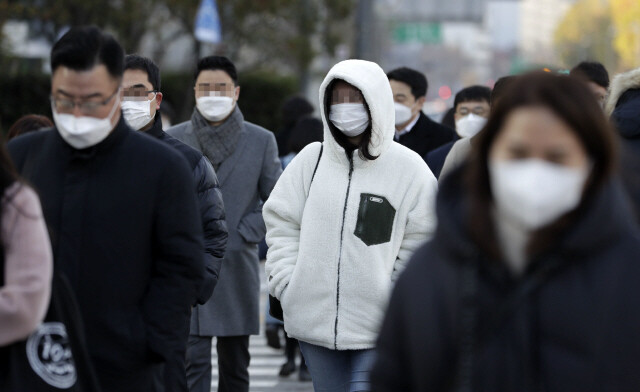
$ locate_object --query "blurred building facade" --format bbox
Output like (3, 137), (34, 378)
(519, 0), (576, 64)
(358, 0), (521, 116)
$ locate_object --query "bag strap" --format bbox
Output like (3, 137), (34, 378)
(309, 143), (323, 192)
(267, 143), (324, 323)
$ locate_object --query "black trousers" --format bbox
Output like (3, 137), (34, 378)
(186, 335), (250, 392)
(153, 352), (188, 392)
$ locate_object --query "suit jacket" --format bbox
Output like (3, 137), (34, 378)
(396, 112), (457, 158)
(424, 140), (456, 179)
(168, 109), (282, 336)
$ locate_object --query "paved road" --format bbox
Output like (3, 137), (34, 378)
(209, 332), (313, 392)
(208, 262), (314, 391)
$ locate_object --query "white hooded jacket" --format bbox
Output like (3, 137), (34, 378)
(263, 59), (438, 350)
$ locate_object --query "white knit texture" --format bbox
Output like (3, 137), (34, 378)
(264, 59), (438, 350)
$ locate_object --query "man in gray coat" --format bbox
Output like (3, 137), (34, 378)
(167, 56), (282, 392)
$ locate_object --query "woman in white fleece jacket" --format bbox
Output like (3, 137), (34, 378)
(264, 59), (438, 391)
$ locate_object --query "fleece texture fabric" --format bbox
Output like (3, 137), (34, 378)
(263, 59), (438, 350)
(605, 67), (640, 117)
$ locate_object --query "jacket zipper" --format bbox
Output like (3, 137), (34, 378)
(334, 154), (354, 349)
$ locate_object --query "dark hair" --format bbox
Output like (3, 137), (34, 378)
(570, 61), (609, 89)
(288, 116), (324, 154)
(7, 115), (53, 141)
(281, 96), (314, 131)
(195, 56), (238, 85)
(490, 76), (517, 106)
(440, 107), (456, 129)
(387, 67), (428, 99)
(324, 79), (378, 161)
(454, 85), (492, 111)
(465, 72), (617, 261)
(124, 54), (161, 91)
(51, 26), (124, 79)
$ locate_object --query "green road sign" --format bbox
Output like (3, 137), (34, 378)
(392, 23), (442, 44)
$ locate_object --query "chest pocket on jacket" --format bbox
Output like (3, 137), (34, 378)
(354, 193), (396, 246)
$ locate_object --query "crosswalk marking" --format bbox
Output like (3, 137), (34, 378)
(209, 333), (313, 391)
(207, 263), (313, 391)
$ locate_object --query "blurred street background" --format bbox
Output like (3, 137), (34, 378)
(2, 1), (640, 391)
(2, 0), (639, 134)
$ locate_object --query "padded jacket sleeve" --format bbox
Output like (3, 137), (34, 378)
(264, 143), (320, 299)
(144, 153), (204, 360)
(393, 160), (438, 281)
(0, 185), (53, 346)
(194, 156), (227, 304)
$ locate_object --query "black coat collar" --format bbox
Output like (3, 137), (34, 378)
(144, 114), (164, 139)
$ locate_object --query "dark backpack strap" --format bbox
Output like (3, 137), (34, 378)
(268, 143), (323, 323)
(310, 144), (323, 187)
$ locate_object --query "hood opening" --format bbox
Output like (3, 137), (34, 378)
(612, 89), (640, 139)
(319, 60), (397, 161)
(323, 78), (379, 161)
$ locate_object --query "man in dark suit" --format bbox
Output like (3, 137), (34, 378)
(425, 85), (492, 178)
(122, 54), (229, 392)
(7, 26), (204, 392)
(387, 67), (457, 158)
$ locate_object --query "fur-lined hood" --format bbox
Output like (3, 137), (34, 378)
(605, 67), (640, 117)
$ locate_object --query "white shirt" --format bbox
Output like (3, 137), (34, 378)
(394, 112), (420, 140)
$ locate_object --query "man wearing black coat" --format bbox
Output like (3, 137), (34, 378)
(122, 54), (228, 391)
(7, 27), (205, 392)
(387, 67), (457, 158)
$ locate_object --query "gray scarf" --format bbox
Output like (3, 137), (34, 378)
(191, 106), (244, 170)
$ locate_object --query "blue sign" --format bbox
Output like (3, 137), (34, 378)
(194, 0), (222, 44)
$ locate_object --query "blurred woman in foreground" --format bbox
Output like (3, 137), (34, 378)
(372, 72), (640, 391)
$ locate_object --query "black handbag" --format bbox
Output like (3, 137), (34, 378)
(0, 256), (102, 391)
(268, 144), (323, 322)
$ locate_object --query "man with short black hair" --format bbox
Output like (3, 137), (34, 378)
(387, 67), (457, 157)
(123, 54), (228, 392)
(7, 26), (205, 392)
(439, 76), (517, 180)
(426, 85), (492, 178)
(570, 61), (610, 107)
(168, 55), (282, 392)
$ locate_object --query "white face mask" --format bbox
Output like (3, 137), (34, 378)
(329, 103), (370, 137)
(196, 96), (235, 122)
(490, 158), (589, 230)
(456, 113), (487, 138)
(394, 102), (413, 126)
(122, 96), (155, 131)
(52, 92), (120, 149)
